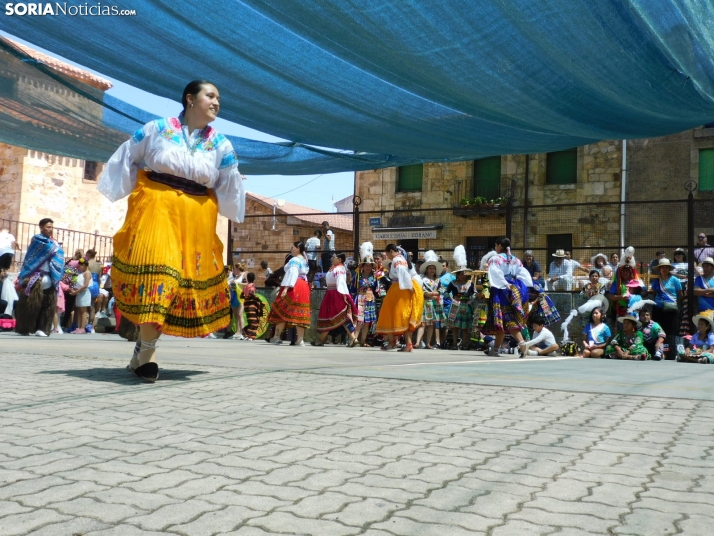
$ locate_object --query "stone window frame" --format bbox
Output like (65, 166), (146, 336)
(82, 160), (99, 183)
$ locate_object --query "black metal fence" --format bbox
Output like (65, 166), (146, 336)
(0, 218), (114, 270)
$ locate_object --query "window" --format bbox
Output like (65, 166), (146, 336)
(546, 148), (577, 185)
(397, 164), (423, 192)
(473, 156), (501, 200)
(704, 122), (714, 129)
(547, 233), (572, 261)
(398, 239), (419, 261)
(466, 236), (499, 268)
(700, 149), (714, 192)
(83, 160), (99, 182)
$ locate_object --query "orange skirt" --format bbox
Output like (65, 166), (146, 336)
(376, 279), (424, 336)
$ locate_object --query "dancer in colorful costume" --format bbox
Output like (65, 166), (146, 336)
(268, 242), (311, 346)
(315, 252), (359, 347)
(445, 245), (474, 350)
(352, 242), (381, 347)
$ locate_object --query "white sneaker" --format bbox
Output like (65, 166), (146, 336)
(206, 333), (217, 339)
(231, 334), (245, 340)
(34, 330), (48, 337)
(97, 312), (107, 319)
(297, 341), (305, 347)
(52, 328), (63, 334)
(527, 349), (539, 356)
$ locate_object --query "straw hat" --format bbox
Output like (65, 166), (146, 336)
(617, 315), (642, 328)
(381, 258), (391, 272)
(693, 310), (714, 333)
(552, 249), (566, 258)
(701, 257), (714, 267)
(420, 250), (442, 275)
(655, 258), (674, 271)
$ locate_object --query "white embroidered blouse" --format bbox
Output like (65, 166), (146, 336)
(487, 253), (533, 289)
(281, 256), (309, 288)
(389, 255), (414, 290)
(326, 265), (350, 294)
(98, 117), (246, 222)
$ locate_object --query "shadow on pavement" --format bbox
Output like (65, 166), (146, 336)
(40, 367), (209, 384)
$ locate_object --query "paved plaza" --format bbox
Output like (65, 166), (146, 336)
(1, 333), (714, 535)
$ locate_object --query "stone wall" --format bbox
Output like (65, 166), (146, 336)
(0, 143), (23, 221)
(231, 197), (353, 276)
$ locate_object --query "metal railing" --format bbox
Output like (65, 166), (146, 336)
(0, 218), (113, 271)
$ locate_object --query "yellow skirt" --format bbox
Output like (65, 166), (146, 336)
(111, 170), (230, 337)
(376, 278), (424, 336)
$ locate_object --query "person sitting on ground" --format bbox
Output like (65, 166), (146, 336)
(608, 263), (644, 325)
(604, 315), (650, 360)
(694, 257), (714, 313)
(677, 310), (714, 363)
(638, 305), (665, 361)
(626, 280), (643, 311)
(519, 315), (559, 357)
(581, 307), (611, 358)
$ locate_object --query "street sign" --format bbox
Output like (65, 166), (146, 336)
(369, 217), (381, 226)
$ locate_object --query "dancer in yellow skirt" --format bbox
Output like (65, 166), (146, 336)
(376, 244), (424, 351)
(98, 80), (245, 382)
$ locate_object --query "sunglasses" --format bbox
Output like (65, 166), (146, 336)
(699, 236), (707, 239)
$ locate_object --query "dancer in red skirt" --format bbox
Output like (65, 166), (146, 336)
(268, 242), (310, 346)
(314, 252), (358, 347)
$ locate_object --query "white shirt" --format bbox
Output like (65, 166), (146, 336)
(324, 230), (335, 251)
(98, 117), (246, 222)
(389, 255), (413, 290)
(305, 237), (320, 261)
(326, 265), (350, 294)
(524, 327), (557, 351)
(281, 256), (309, 287)
(0, 231), (16, 257)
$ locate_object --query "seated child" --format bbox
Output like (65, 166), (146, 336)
(582, 307), (611, 358)
(604, 315), (650, 360)
(638, 306), (665, 361)
(677, 310), (714, 363)
(519, 315), (559, 357)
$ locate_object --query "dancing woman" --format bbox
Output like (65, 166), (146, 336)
(486, 237), (533, 356)
(414, 250), (445, 349)
(315, 252), (359, 346)
(98, 80), (246, 382)
(268, 242), (311, 346)
(376, 244), (424, 351)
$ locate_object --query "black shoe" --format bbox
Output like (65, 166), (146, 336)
(134, 362), (159, 383)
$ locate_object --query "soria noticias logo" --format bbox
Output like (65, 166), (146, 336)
(5, 3), (137, 16)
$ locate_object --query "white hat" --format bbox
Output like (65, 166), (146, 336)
(359, 242), (375, 265)
(693, 310), (714, 333)
(452, 245), (470, 274)
(420, 250), (442, 275)
(552, 249), (566, 258)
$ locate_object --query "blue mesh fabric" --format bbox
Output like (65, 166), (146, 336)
(2, 0), (714, 173)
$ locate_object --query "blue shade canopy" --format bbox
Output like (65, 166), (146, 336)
(2, 0), (714, 170)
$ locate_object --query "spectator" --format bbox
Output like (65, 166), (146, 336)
(694, 233), (714, 265)
(260, 260), (272, 278)
(320, 221), (335, 272)
(650, 258), (682, 360)
(0, 227), (18, 274)
(609, 253), (620, 270)
(522, 250), (542, 282)
(694, 257), (714, 312)
(649, 251), (666, 275)
(604, 315), (650, 360)
(677, 310), (714, 363)
(626, 280), (643, 312)
(672, 248), (688, 280)
(608, 264), (644, 324)
(582, 307), (611, 358)
(638, 306), (665, 360)
(305, 229), (322, 283)
(69, 257), (91, 334)
(15, 218), (64, 337)
(548, 249), (585, 291)
(581, 270), (605, 299)
(518, 315), (559, 357)
(591, 253), (608, 275)
(600, 265), (614, 285)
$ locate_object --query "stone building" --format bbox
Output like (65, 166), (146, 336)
(355, 126), (714, 269)
(0, 37), (230, 263)
(231, 192), (353, 274)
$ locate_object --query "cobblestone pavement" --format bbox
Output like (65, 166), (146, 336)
(1, 350), (713, 535)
